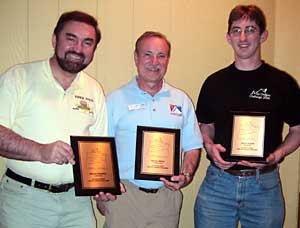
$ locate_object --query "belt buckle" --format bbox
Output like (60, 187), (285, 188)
(238, 170), (253, 176)
(139, 187), (159, 193)
(146, 188), (159, 193)
(48, 183), (73, 193)
(48, 184), (61, 193)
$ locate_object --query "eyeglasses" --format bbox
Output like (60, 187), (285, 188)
(230, 26), (257, 37)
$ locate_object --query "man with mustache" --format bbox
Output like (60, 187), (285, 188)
(94, 31), (203, 228)
(0, 11), (107, 228)
(194, 5), (300, 228)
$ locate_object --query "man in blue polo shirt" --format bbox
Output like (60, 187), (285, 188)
(95, 31), (203, 228)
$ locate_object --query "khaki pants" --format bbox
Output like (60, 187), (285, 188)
(0, 175), (96, 228)
(103, 180), (183, 228)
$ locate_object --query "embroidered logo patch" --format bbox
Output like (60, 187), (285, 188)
(72, 95), (94, 115)
(249, 88), (271, 100)
(170, 104), (182, 116)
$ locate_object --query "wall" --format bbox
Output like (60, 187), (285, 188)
(0, 0), (298, 227)
(274, 0), (300, 227)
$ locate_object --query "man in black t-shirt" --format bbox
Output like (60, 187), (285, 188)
(194, 4), (300, 228)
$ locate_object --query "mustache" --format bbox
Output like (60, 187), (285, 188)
(146, 65), (160, 71)
(65, 51), (85, 59)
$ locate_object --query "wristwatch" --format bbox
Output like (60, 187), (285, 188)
(181, 172), (192, 178)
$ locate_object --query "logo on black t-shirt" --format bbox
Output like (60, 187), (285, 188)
(249, 88), (271, 100)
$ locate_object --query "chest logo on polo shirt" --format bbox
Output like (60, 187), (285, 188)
(170, 104), (182, 116)
(72, 95), (94, 115)
(249, 88), (271, 100)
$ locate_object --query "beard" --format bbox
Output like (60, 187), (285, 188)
(55, 48), (89, 74)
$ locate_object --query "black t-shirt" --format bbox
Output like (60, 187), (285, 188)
(196, 62), (300, 169)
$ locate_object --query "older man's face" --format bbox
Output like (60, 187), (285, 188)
(134, 37), (170, 85)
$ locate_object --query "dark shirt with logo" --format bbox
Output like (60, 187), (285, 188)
(196, 62), (300, 169)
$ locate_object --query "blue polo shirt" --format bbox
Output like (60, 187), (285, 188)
(107, 77), (202, 189)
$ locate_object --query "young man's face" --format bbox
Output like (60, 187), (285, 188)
(134, 37), (170, 85)
(226, 19), (268, 61)
(52, 21), (97, 73)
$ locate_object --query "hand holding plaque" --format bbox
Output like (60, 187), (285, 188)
(134, 126), (180, 181)
(70, 136), (121, 196)
(223, 112), (270, 163)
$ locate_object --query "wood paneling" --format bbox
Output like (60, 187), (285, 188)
(0, 0), (28, 72)
(28, 0), (58, 61)
(0, 1), (299, 227)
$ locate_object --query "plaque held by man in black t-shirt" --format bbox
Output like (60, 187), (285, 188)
(223, 111), (270, 163)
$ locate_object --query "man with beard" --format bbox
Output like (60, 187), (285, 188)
(94, 31), (203, 228)
(0, 11), (107, 228)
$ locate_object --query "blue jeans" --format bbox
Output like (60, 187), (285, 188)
(194, 165), (284, 228)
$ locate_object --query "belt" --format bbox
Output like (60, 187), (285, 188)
(138, 187), (159, 193)
(212, 164), (277, 177)
(6, 169), (74, 193)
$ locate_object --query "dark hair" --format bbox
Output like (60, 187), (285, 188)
(135, 31), (171, 57)
(228, 5), (266, 34)
(54, 11), (101, 45)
